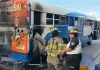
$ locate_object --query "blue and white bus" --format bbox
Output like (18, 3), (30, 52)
(45, 12), (98, 45)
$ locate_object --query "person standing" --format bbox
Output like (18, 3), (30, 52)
(45, 27), (65, 70)
(61, 28), (82, 70)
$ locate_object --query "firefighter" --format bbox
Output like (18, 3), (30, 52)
(45, 27), (65, 70)
(61, 28), (82, 70)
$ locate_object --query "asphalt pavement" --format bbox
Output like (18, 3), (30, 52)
(81, 39), (100, 70)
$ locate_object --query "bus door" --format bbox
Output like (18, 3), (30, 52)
(34, 11), (41, 25)
(33, 11), (43, 37)
(93, 21), (99, 40)
(67, 17), (84, 36)
(68, 16), (74, 26)
(74, 17), (84, 42)
(76, 18), (84, 36)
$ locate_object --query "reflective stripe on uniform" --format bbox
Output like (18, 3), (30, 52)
(47, 50), (61, 56)
(47, 52), (57, 56)
(46, 38), (64, 56)
(58, 50), (61, 53)
(49, 43), (63, 49)
(58, 43), (63, 47)
(49, 45), (57, 49)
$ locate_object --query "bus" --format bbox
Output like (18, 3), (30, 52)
(0, 0), (71, 69)
(45, 12), (99, 45)
(0, 0), (99, 69)
(65, 12), (99, 44)
(0, 0), (70, 67)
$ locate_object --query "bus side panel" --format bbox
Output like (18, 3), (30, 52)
(55, 25), (69, 41)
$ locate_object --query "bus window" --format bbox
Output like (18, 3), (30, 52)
(66, 16), (68, 25)
(84, 19), (88, 26)
(90, 20), (94, 26)
(47, 13), (53, 18)
(0, 12), (14, 26)
(75, 17), (78, 25)
(69, 17), (74, 26)
(81, 18), (84, 25)
(86, 19), (90, 26)
(54, 14), (60, 19)
(54, 20), (59, 25)
(88, 20), (91, 26)
(54, 14), (60, 25)
(78, 18), (82, 26)
(86, 20), (88, 26)
(89, 22), (92, 26)
(46, 19), (53, 25)
(78, 18), (84, 25)
(34, 11), (41, 25)
(88, 20), (90, 26)
(46, 13), (53, 25)
(60, 16), (65, 25)
(81, 18), (83, 25)
(75, 21), (78, 26)
(75, 17), (78, 21)
(94, 21), (97, 30)
(88, 20), (90, 25)
(0, 32), (5, 44)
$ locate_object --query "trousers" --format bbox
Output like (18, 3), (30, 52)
(47, 56), (61, 70)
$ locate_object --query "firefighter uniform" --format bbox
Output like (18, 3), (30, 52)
(46, 27), (64, 70)
(65, 28), (82, 70)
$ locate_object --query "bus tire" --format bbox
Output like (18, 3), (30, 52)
(87, 35), (92, 45)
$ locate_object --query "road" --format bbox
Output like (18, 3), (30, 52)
(81, 39), (100, 70)
(0, 39), (100, 70)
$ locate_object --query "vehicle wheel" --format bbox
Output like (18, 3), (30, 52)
(87, 35), (92, 45)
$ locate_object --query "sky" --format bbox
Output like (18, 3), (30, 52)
(33, 0), (100, 20)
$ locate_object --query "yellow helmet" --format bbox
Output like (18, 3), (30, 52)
(49, 27), (59, 32)
(69, 28), (79, 33)
(49, 27), (59, 37)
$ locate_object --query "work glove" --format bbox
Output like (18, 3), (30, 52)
(57, 54), (63, 62)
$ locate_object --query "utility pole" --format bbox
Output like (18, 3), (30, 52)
(93, 13), (95, 17)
